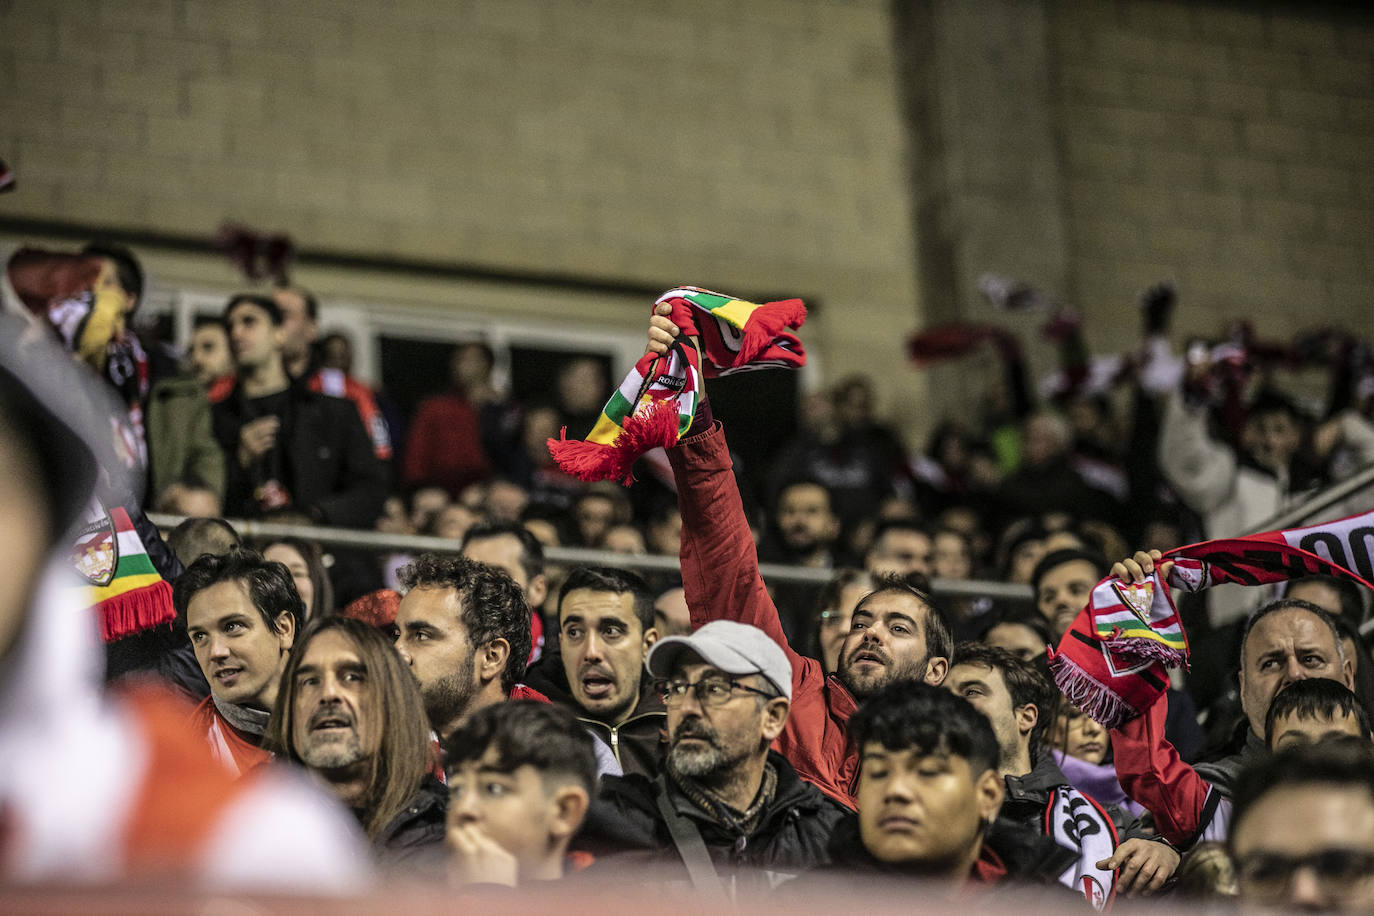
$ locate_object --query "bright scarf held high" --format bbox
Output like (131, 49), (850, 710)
(548, 287), (806, 485)
(1050, 507), (1374, 728)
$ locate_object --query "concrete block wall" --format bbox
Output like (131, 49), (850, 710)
(1050, 1), (1374, 346)
(0, 0), (925, 432)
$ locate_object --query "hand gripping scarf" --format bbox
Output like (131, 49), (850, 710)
(1050, 506), (1374, 728)
(548, 286), (806, 485)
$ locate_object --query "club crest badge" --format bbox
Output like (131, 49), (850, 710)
(1110, 580), (1155, 627)
(71, 513), (118, 587)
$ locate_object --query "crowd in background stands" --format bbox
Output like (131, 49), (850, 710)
(7, 239), (1374, 910)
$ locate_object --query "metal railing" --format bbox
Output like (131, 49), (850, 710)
(1243, 461), (1374, 535)
(147, 513), (1035, 602)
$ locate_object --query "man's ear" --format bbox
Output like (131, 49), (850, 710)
(527, 574), (548, 611)
(975, 768), (1005, 825)
(549, 785), (590, 841)
(275, 612), (296, 651)
(924, 655), (949, 686)
(479, 638), (511, 684)
(761, 697), (790, 741)
(1344, 657), (1356, 691)
(642, 625), (660, 650)
(1016, 702), (1039, 740)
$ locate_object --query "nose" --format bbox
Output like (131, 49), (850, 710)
(320, 672), (344, 702)
(1285, 866), (1328, 910)
(882, 771), (915, 805)
(583, 630), (604, 662)
(1284, 655), (1308, 684)
(206, 632), (230, 661)
(1080, 717), (1104, 740)
(394, 640), (413, 666)
(449, 786), (480, 826)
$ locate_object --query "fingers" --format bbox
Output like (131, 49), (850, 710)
(645, 312), (680, 356)
(1101, 840), (1178, 898)
(1113, 550), (1165, 584)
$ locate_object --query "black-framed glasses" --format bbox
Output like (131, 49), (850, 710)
(656, 675), (774, 708)
(1235, 848), (1374, 899)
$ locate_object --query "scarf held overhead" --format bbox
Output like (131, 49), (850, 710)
(548, 287), (806, 485)
(1050, 507), (1374, 728)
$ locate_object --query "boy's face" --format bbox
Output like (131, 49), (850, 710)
(856, 744), (1003, 871)
(447, 748), (582, 876)
(1053, 705), (1109, 765)
(1268, 709), (1368, 751)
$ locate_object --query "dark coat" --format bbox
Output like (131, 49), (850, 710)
(211, 379), (386, 527)
(573, 751), (848, 888)
(374, 775), (447, 868)
(796, 813), (1080, 901)
(523, 649), (667, 779)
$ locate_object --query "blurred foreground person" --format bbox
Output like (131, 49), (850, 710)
(1228, 740), (1374, 912)
(271, 616), (445, 867)
(0, 314), (370, 890)
(443, 702), (597, 886)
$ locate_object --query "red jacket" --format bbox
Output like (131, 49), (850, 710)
(669, 422), (860, 809)
(402, 392), (491, 497)
(190, 694), (273, 779)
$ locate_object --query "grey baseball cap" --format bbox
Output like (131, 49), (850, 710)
(645, 620), (792, 700)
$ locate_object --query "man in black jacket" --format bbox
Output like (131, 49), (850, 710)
(210, 293), (385, 528)
(573, 620), (848, 895)
(523, 566), (667, 778)
(945, 642), (1178, 905)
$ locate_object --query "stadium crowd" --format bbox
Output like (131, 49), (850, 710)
(5, 241), (1374, 911)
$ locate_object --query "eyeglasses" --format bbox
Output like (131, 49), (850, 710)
(656, 676), (775, 708)
(1235, 848), (1374, 900)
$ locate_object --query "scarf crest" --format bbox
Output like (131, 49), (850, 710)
(548, 287), (806, 484)
(1051, 506), (1374, 728)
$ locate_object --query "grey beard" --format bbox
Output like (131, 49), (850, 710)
(301, 730), (365, 770)
(669, 739), (728, 778)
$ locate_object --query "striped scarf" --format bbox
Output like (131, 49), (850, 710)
(72, 504), (176, 642)
(1051, 506), (1374, 728)
(548, 287), (806, 484)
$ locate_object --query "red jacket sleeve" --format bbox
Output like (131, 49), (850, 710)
(668, 422), (858, 809)
(1111, 694), (1213, 847)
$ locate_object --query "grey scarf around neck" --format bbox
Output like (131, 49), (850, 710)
(213, 693), (271, 737)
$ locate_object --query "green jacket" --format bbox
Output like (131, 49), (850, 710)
(147, 374), (225, 503)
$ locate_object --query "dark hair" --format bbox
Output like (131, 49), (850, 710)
(558, 566), (655, 633)
(83, 241), (144, 304)
(173, 547), (302, 634)
(398, 553), (531, 693)
(192, 314), (227, 333)
(1030, 548), (1109, 595)
(869, 518), (932, 546)
(1228, 739), (1374, 852)
(852, 573), (954, 664)
(461, 520), (546, 581)
(167, 517), (242, 569)
(977, 607), (1054, 648)
(444, 701), (598, 796)
(1287, 575), (1368, 629)
(1247, 387), (1306, 423)
(1264, 677), (1372, 746)
(777, 477), (835, 511)
(951, 642), (1054, 750)
(270, 616), (431, 840)
(273, 285), (319, 321)
(851, 681), (1000, 776)
(256, 536), (334, 620)
(223, 293), (283, 325)
(1241, 598), (1345, 669)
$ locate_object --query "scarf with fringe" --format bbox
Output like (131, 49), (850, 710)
(1050, 506), (1374, 728)
(548, 287), (806, 484)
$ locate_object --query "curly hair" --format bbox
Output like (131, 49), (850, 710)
(398, 552), (531, 692)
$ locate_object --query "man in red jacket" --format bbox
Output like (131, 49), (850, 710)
(649, 305), (952, 808)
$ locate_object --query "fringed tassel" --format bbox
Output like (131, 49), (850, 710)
(1105, 635), (1190, 669)
(1048, 652), (1134, 730)
(734, 298), (807, 367)
(98, 579), (176, 642)
(548, 400), (682, 486)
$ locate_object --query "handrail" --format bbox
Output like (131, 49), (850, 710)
(146, 513), (1035, 602)
(1242, 462), (1374, 535)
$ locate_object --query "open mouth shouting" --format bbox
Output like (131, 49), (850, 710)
(579, 667), (617, 702)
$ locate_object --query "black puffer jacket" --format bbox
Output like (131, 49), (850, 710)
(523, 647), (667, 779)
(374, 775), (447, 868)
(573, 751), (847, 889)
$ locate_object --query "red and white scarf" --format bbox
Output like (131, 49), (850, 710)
(1051, 507), (1374, 728)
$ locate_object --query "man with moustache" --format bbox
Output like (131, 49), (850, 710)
(271, 616), (445, 864)
(648, 303), (953, 809)
(573, 620), (847, 892)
